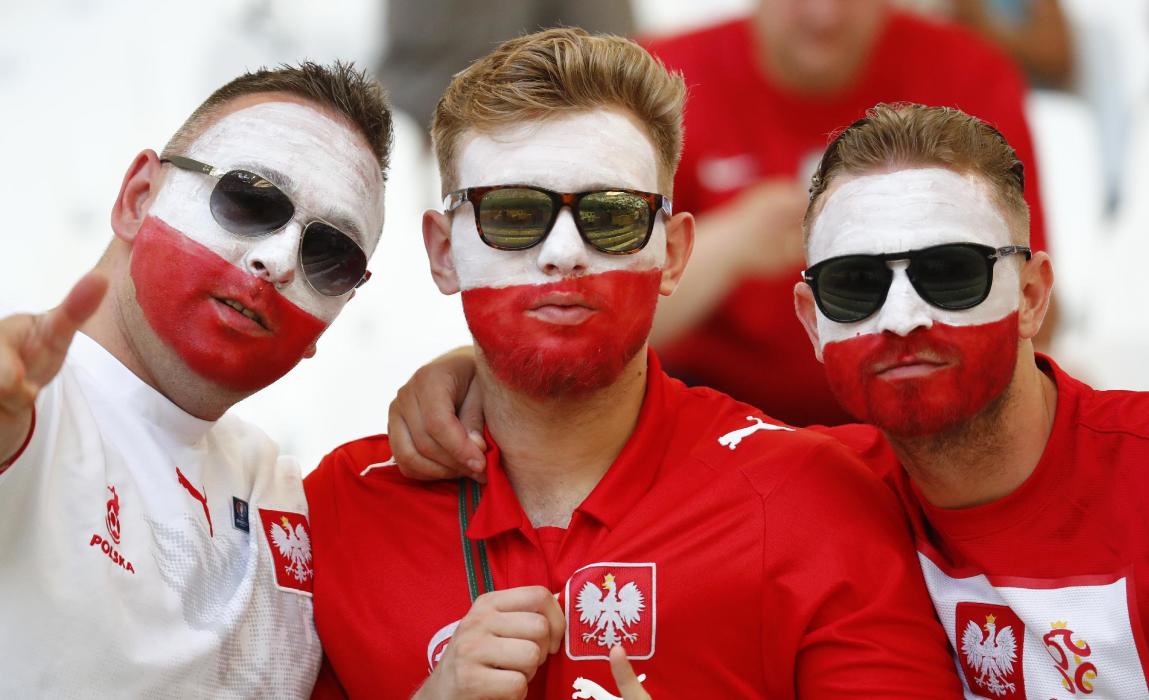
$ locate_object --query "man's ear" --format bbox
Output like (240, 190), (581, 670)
(794, 282), (825, 363)
(111, 150), (163, 244)
(423, 209), (460, 295)
(659, 212), (695, 295)
(1018, 251), (1054, 341)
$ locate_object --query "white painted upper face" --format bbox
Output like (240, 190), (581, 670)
(808, 167), (1022, 347)
(448, 108), (667, 290)
(149, 100), (386, 320)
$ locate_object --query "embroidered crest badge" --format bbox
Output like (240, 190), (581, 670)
(258, 508), (314, 595)
(956, 602), (1025, 697)
(566, 562), (655, 660)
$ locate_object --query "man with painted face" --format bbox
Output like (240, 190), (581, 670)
(795, 103), (1149, 698)
(0, 62), (391, 696)
(305, 28), (961, 700)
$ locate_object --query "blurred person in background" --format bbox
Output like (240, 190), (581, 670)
(642, 0), (1049, 427)
(0, 62), (391, 697)
(379, 0), (633, 131)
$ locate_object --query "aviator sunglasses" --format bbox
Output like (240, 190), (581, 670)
(444, 185), (672, 255)
(802, 243), (1032, 323)
(161, 155), (371, 296)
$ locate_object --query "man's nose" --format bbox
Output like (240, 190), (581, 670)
(244, 223), (301, 288)
(873, 263), (933, 336)
(534, 208), (589, 276)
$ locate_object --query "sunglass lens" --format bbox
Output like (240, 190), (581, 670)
(477, 188), (555, 249)
(300, 223), (368, 296)
(577, 191), (651, 253)
(210, 170), (294, 236)
(913, 245), (990, 309)
(814, 257), (891, 322)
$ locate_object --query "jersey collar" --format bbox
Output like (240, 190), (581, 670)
(467, 349), (678, 540)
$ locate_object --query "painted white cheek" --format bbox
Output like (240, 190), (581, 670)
(534, 210), (589, 275)
(871, 266), (936, 337)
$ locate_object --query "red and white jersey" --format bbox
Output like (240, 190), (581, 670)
(306, 352), (962, 699)
(832, 355), (1149, 698)
(0, 333), (320, 697)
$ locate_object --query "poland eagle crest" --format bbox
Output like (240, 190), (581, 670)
(577, 573), (645, 648)
(961, 614), (1018, 696)
(270, 516), (313, 584)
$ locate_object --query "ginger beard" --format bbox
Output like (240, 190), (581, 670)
(808, 168), (1024, 437)
(462, 270), (661, 398)
(135, 100), (383, 393)
(447, 110), (668, 399)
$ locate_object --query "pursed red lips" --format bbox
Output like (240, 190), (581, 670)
(525, 291), (598, 325)
(211, 285), (276, 334)
(870, 353), (951, 380)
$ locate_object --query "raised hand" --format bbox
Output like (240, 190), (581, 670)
(0, 272), (108, 463)
(414, 586), (564, 700)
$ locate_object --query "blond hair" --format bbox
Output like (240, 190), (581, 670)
(805, 103), (1030, 244)
(431, 27), (686, 194)
(163, 61), (393, 179)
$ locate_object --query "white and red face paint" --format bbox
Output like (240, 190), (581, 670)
(808, 168), (1023, 437)
(136, 101), (384, 392)
(450, 109), (666, 398)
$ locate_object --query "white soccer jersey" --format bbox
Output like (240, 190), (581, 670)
(0, 333), (320, 698)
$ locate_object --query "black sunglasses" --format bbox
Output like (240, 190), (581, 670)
(444, 184), (672, 255)
(802, 243), (1032, 323)
(161, 155), (371, 297)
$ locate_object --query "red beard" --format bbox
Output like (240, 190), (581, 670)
(461, 269), (660, 398)
(822, 313), (1019, 437)
(130, 216), (328, 392)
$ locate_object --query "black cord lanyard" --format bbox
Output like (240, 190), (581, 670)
(458, 479), (495, 602)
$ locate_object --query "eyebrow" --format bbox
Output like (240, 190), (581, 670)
(233, 162), (366, 244)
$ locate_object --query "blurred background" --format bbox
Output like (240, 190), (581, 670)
(2, 0), (1146, 472)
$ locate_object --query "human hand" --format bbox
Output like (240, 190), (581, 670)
(415, 586), (565, 700)
(389, 346), (486, 483)
(0, 272), (107, 463)
(609, 645), (651, 699)
(716, 179), (809, 278)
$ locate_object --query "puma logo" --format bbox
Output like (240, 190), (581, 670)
(571, 674), (647, 700)
(717, 416), (793, 450)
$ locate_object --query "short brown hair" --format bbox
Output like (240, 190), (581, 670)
(805, 103), (1029, 244)
(431, 27), (686, 194)
(163, 61), (393, 179)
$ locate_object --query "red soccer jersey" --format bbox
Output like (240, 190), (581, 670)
(826, 356), (1149, 697)
(642, 12), (1047, 427)
(305, 353), (961, 698)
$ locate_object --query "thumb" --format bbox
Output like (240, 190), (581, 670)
(609, 646), (649, 700)
(25, 272), (108, 383)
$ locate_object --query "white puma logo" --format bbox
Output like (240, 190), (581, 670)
(571, 674), (647, 700)
(717, 416), (793, 450)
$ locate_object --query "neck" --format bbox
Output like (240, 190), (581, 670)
(887, 348), (1057, 509)
(481, 348), (650, 528)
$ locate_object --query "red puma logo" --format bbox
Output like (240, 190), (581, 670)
(176, 466), (213, 537)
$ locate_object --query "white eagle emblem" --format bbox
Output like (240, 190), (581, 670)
(577, 573), (645, 648)
(961, 614), (1018, 696)
(270, 516), (313, 583)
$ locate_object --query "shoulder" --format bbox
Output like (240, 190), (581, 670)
(1057, 364), (1149, 442)
(306, 434), (399, 490)
(883, 10), (1021, 83)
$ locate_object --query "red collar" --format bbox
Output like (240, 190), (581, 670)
(466, 349), (678, 540)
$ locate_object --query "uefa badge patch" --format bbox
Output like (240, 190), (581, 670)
(258, 508), (314, 595)
(956, 601), (1025, 698)
(565, 562), (655, 661)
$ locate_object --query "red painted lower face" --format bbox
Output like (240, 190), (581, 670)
(461, 269), (661, 398)
(130, 216), (327, 392)
(822, 313), (1019, 437)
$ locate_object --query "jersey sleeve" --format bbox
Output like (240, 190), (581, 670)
(756, 440), (962, 698)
